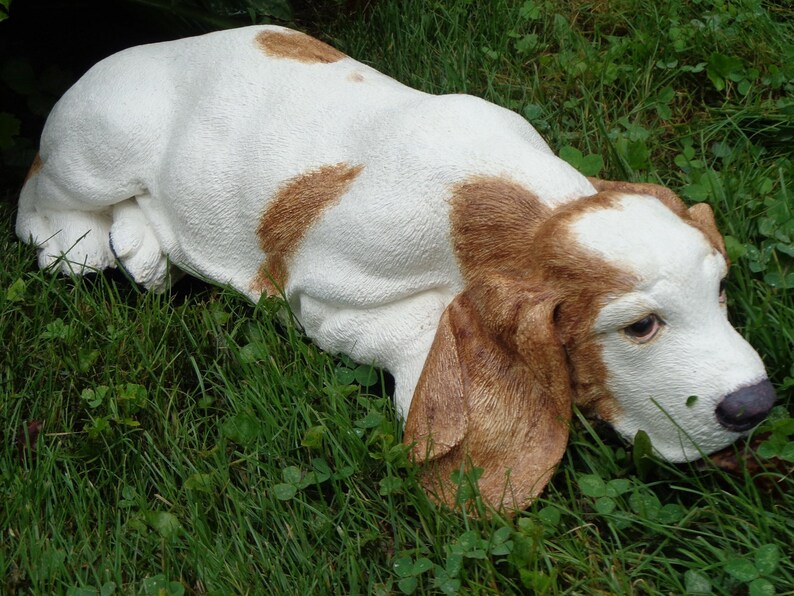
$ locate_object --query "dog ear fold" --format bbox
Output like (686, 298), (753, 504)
(687, 202), (727, 258)
(403, 296), (469, 463)
(404, 284), (573, 513)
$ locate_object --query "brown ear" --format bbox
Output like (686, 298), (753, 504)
(688, 202), (727, 259)
(404, 286), (573, 513)
(403, 297), (468, 463)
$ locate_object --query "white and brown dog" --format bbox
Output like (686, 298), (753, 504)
(17, 26), (775, 510)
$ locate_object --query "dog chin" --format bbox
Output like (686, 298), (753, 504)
(615, 423), (744, 464)
(654, 432), (746, 463)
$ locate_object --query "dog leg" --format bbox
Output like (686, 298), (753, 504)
(109, 197), (172, 292)
(296, 288), (454, 418)
(17, 176), (115, 275)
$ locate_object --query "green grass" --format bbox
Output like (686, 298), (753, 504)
(2, 0), (793, 593)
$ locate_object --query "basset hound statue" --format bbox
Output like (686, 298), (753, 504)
(17, 26), (776, 511)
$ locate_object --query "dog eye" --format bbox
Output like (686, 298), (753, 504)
(624, 314), (662, 343)
(719, 279), (727, 305)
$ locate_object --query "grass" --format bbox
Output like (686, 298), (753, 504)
(2, 0), (793, 593)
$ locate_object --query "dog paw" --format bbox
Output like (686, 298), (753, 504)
(109, 200), (170, 291)
(19, 209), (115, 275)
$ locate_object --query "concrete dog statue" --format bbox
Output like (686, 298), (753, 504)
(17, 25), (776, 511)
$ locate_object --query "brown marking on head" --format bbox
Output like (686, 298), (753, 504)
(451, 178), (633, 421)
(255, 29), (347, 64)
(25, 153), (43, 183)
(405, 177), (634, 512)
(252, 163), (363, 295)
(449, 176), (551, 282)
(588, 177), (727, 260)
(530, 192), (637, 422)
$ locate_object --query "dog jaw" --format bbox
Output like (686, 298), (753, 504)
(569, 192), (771, 462)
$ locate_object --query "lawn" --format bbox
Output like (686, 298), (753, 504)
(1, 0), (792, 593)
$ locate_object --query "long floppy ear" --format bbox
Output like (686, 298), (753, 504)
(404, 285), (573, 513)
(587, 177), (727, 258)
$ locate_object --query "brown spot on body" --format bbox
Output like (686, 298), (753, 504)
(255, 29), (347, 64)
(25, 153), (43, 183)
(252, 163), (363, 295)
(347, 71), (365, 82)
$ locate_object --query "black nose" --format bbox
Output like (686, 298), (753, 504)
(715, 379), (776, 432)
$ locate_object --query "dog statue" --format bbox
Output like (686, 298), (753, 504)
(17, 26), (776, 511)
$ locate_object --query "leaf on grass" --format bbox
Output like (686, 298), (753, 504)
(724, 557), (759, 582)
(301, 425), (325, 449)
(595, 496), (616, 514)
(606, 478), (631, 497)
(184, 473), (214, 493)
(754, 544), (780, 576)
(413, 557), (433, 574)
(282, 465), (302, 485)
(355, 411), (385, 429)
(272, 483), (296, 500)
(145, 511), (182, 539)
(118, 383), (148, 412)
(629, 490), (661, 520)
(333, 465), (355, 480)
(221, 412), (263, 445)
(379, 475), (403, 495)
(684, 569), (712, 594)
(537, 506), (561, 528)
(354, 365), (379, 387)
(5, 277), (26, 302)
(393, 557), (414, 577)
(141, 575), (184, 596)
(748, 577), (775, 596)
(397, 577), (418, 594)
(578, 473), (606, 498)
(336, 366), (357, 385)
(659, 503), (685, 524)
(81, 386), (109, 408)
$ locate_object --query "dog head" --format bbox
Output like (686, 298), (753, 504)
(404, 177), (775, 512)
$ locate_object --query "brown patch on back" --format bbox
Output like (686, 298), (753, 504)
(25, 153), (43, 183)
(255, 29), (347, 64)
(347, 71), (365, 82)
(252, 163), (363, 295)
(588, 177), (727, 259)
